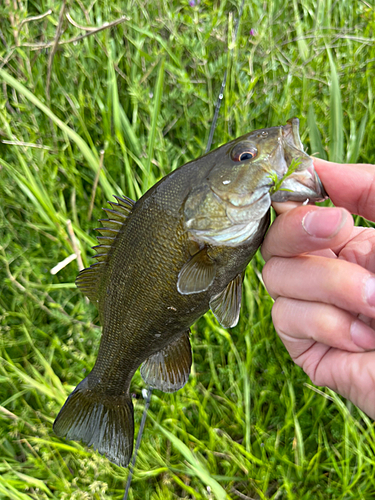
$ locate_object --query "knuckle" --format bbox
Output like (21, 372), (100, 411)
(262, 258), (277, 286)
(301, 346), (332, 387)
(271, 297), (287, 332)
(260, 239), (272, 262)
(358, 172), (375, 216)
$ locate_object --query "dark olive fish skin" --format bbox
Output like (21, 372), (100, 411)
(89, 161), (269, 389)
(54, 119), (326, 467)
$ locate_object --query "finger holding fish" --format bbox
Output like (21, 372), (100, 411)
(271, 200), (302, 214)
(262, 159), (375, 419)
(262, 221), (375, 358)
(272, 158), (375, 220)
(314, 159), (375, 221)
(262, 205), (354, 262)
(263, 254), (375, 321)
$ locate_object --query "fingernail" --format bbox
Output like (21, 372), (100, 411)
(350, 320), (375, 350)
(365, 276), (375, 307)
(302, 208), (346, 238)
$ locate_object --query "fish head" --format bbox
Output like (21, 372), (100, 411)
(184, 118), (327, 247)
(207, 117), (327, 206)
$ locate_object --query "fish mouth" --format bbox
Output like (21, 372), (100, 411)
(271, 118), (328, 203)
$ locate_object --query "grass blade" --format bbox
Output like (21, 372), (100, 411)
(327, 50), (344, 162)
(348, 110), (368, 163)
(108, 51), (139, 199)
(292, 0), (309, 61)
(154, 422), (229, 500)
(0, 68), (114, 200)
(308, 104), (327, 159)
(144, 57), (165, 189)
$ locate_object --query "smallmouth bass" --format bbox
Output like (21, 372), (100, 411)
(54, 118), (327, 467)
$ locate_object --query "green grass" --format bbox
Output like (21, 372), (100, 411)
(1, 0), (375, 498)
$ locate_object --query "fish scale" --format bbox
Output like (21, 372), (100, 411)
(54, 119), (327, 467)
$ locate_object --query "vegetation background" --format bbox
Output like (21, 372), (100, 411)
(0, 0), (374, 498)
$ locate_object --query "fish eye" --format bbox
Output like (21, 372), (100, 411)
(239, 152), (255, 161)
(231, 143), (258, 162)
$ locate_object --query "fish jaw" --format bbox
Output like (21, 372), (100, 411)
(270, 158), (327, 202)
(271, 118), (328, 203)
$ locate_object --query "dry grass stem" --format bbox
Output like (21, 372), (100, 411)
(21, 15), (130, 51)
(66, 219), (84, 272)
(50, 253), (78, 275)
(19, 9), (53, 28)
(65, 13), (97, 31)
(46, 0), (67, 102)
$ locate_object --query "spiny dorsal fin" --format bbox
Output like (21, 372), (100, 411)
(75, 195), (135, 303)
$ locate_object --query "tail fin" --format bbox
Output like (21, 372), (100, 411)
(53, 378), (134, 467)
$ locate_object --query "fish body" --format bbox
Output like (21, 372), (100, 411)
(54, 119), (326, 467)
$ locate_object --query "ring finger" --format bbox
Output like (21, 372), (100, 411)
(263, 254), (375, 320)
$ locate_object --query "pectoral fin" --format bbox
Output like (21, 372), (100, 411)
(140, 331), (192, 393)
(177, 247), (216, 295)
(209, 273), (243, 328)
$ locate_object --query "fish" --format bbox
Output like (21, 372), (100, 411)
(53, 118), (327, 467)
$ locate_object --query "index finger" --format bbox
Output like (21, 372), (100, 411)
(313, 159), (375, 222)
(261, 205), (353, 262)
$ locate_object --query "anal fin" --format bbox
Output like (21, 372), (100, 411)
(141, 331), (192, 393)
(209, 273), (243, 328)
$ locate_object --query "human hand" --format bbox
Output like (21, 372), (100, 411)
(261, 158), (375, 418)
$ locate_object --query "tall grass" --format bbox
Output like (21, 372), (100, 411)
(1, 1), (375, 499)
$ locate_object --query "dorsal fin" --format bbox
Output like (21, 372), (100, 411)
(75, 195), (135, 303)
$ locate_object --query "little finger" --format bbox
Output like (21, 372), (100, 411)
(263, 254), (375, 320)
(272, 297), (375, 356)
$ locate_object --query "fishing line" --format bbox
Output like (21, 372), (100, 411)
(123, 388), (152, 500)
(123, 2), (245, 498)
(205, 0), (245, 153)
